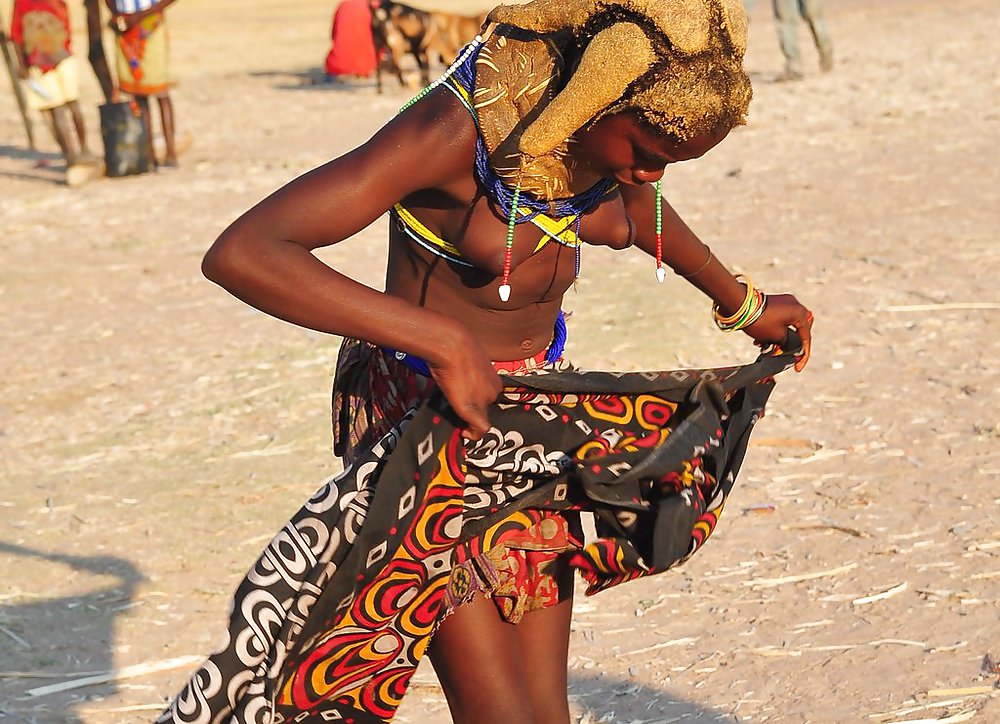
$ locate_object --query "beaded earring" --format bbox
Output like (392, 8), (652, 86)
(498, 182), (521, 302)
(654, 179), (665, 283)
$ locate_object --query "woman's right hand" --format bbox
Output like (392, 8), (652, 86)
(427, 332), (502, 441)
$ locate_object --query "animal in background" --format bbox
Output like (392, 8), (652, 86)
(430, 10), (486, 61)
(369, 0), (484, 94)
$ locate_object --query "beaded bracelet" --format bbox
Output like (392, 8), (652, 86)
(713, 274), (756, 327)
(712, 275), (768, 331)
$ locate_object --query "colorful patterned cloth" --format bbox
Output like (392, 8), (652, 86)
(115, 11), (170, 96)
(158, 346), (796, 723)
(335, 341), (579, 624)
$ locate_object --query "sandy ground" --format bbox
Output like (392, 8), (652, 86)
(1, 0), (999, 722)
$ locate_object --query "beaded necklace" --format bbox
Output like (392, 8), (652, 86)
(402, 34), (618, 301)
(655, 178), (665, 282)
(391, 36), (572, 374)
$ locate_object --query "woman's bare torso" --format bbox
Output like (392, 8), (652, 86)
(384, 91), (634, 362)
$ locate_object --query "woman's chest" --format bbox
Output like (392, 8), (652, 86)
(409, 185), (635, 280)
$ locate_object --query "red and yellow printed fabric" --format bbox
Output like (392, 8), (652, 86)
(158, 347), (795, 723)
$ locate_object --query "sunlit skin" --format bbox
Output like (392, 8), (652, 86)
(575, 112), (731, 186)
(206, 85), (812, 437)
(201, 84), (813, 724)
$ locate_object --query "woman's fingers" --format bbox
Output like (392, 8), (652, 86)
(459, 401), (492, 441)
(793, 310), (814, 372)
(433, 364), (502, 441)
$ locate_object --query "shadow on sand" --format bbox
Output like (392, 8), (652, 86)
(403, 663), (731, 722)
(248, 66), (437, 95)
(567, 670), (732, 722)
(0, 541), (145, 724)
(248, 66), (377, 93)
(0, 146), (67, 188)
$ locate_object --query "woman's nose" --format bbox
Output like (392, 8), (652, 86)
(633, 166), (665, 184)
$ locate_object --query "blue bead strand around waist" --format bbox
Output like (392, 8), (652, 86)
(386, 310), (568, 377)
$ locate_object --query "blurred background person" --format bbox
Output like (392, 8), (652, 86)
(324, 0), (377, 81)
(10, 0), (100, 185)
(107, 0), (180, 167)
(84, 0), (116, 103)
(745, 0), (834, 80)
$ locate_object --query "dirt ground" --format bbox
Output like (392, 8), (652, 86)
(1, 0), (998, 722)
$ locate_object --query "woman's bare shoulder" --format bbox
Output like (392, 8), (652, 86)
(215, 88), (481, 253)
(358, 88), (479, 198)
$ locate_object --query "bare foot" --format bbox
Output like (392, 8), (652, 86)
(66, 163), (100, 188)
(774, 69), (804, 83)
(74, 150), (101, 166)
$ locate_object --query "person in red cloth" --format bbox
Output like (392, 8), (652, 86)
(325, 0), (377, 79)
(11, 0), (100, 185)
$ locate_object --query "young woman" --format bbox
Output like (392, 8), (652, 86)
(159, 1), (813, 722)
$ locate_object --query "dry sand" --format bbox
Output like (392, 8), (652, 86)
(1, 0), (998, 722)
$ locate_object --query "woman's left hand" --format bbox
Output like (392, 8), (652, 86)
(743, 293), (813, 372)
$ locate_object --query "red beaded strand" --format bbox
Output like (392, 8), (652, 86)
(498, 182), (521, 302)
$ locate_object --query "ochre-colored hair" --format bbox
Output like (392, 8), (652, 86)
(488, 0), (751, 153)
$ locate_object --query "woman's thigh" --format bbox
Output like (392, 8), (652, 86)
(428, 586), (574, 724)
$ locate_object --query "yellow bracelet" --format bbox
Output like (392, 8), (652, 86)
(713, 276), (768, 331)
(713, 275), (755, 327)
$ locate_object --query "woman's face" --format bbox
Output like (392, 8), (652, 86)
(574, 112), (730, 185)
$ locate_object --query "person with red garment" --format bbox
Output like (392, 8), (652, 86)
(10, 0), (100, 185)
(325, 0), (377, 79)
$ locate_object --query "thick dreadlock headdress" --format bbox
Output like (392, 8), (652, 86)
(474, 0), (750, 198)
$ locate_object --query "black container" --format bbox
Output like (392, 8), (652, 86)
(99, 100), (151, 177)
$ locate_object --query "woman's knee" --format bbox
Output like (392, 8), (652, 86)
(430, 596), (538, 722)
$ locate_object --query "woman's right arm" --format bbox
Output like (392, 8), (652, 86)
(202, 91), (502, 437)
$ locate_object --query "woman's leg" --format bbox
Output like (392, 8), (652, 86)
(514, 591), (574, 723)
(429, 587), (574, 724)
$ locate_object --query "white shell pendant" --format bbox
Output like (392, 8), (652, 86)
(498, 284), (512, 302)
(655, 266), (666, 283)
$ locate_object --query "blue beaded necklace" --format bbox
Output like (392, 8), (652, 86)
(448, 38), (615, 300)
(391, 35), (573, 375)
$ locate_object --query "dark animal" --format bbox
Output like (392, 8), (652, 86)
(370, 0), (484, 94)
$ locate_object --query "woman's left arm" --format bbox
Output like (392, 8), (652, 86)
(620, 182), (813, 371)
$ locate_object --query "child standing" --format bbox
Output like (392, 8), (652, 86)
(106, 0), (179, 167)
(11, 0), (100, 186)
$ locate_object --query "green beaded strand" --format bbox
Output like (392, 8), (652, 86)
(498, 182), (521, 302)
